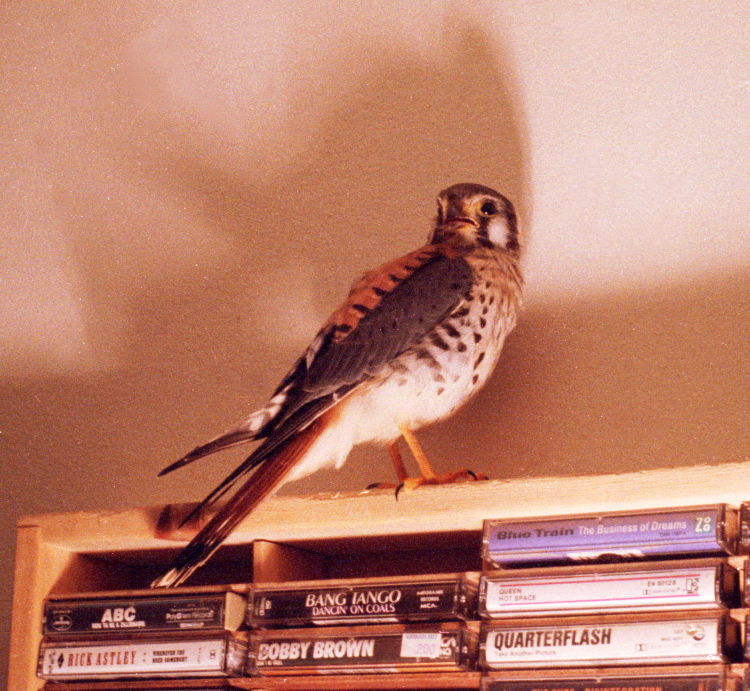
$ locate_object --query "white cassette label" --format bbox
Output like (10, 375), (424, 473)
(39, 638), (230, 678)
(484, 618), (721, 668)
(484, 565), (719, 615)
(400, 632), (442, 658)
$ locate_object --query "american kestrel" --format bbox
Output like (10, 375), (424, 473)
(152, 183), (522, 588)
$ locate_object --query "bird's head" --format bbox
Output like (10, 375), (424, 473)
(429, 183), (519, 255)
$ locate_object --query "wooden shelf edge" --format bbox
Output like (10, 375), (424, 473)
(237, 671), (482, 689)
(17, 459), (750, 553)
(38, 672), (482, 690)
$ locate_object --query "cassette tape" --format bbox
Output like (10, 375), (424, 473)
(479, 611), (740, 669)
(480, 664), (738, 691)
(479, 559), (738, 618)
(37, 633), (247, 680)
(739, 502), (750, 553)
(482, 504), (737, 568)
(249, 622), (477, 675)
(249, 572), (478, 627)
(43, 585), (247, 637)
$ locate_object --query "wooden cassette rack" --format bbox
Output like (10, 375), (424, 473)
(10, 460), (750, 689)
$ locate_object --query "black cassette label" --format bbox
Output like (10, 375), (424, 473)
(44, 594), (238, 635)
(252, 629), (462, 672)
(251, 579), (463, 625)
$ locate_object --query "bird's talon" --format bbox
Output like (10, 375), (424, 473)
(391, 469), (489, 494)
(365, 481), (398, 491)
(465, 469), (488, 481)
(448, 468), (488, 483)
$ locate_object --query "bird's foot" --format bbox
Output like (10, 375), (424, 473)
(395, 468), (487, 498)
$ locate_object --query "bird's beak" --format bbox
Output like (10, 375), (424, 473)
(431, 220), (477, 247)
(431, 201), (478, 244)
(439, 211), (479, 243)
(443, 200), (479, 229)
(444, 214), (478, 228)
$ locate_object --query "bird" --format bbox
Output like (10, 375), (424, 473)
(151, 182), (523, 588)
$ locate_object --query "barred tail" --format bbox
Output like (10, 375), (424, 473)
(150, 412), (329, 588)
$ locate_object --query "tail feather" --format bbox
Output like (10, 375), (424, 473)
(151, 412), (330, 588)
(157, 384), (303, 478)
(158, 429), (258, 477)
(173, 390), (350, 528)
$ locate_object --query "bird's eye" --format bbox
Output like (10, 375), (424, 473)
(480, 201), (497, 216)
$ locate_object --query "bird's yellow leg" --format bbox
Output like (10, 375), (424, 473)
(399, 426), (438, 480)
(388, 441), (409, 484)
(364, 440), (408, 490)
(396, 425), (488, 494)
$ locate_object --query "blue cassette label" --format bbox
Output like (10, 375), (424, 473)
(485, 506), (726, 565)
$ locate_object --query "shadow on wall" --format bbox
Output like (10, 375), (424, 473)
(439, 265), (750, 478)
(128, 18), (531, 327)
(1, 18), (527, 686)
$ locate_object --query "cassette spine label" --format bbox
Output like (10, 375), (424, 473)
(250, 626), (470, 674)
(483, 506), (731, 566)
(481, 616), (729, 669)
(37, 636), (246, 679)
(43, 593), (242, 636)
(251, 578), (469, 626)
(481, 564), (726, 617)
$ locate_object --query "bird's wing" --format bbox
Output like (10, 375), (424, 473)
(256, 244), (470, 413)
(286, 243), (473, 403)
(159, 243), (472, 477)
(169, 244), (473, 513)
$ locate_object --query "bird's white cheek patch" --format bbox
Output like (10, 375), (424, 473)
(487, 218), (510, 248)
